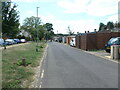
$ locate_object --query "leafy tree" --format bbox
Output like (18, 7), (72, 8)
(44, 23), (54, 40)
(2, 2), (20, 38)
(118, 22), (120, 28)
(22, 17), (55, 41)
(44, 23), (53, 31)
(99, 23), (105, 31)
(21, 16), (42, 41)
(22, 16), (41, 29)
(106, 21), (114, 30)
(38, 25), (46, 40)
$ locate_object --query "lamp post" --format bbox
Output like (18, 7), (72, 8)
(36, 7), (39, 52)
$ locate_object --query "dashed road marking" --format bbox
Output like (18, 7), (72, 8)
(29, 44), (48, 88)
(41, 69), (44, 79)
(39, 85), (42, 88)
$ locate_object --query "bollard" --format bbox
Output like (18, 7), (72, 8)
(4, 45), (6, 50)
(111, 46), (114, 59)
(111, 45), (120, 60)
(119, 46), (120, 60)
(22, 58), (26, 66)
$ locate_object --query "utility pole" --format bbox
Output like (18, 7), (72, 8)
(36, 7), (39, 52)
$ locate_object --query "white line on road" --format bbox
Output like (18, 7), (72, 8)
(41, 69), (44, 79)
(39, 85), (42, 88)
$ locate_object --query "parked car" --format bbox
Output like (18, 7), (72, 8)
(5, 39), (15, 45)
(20, 39), (26, 43)
(14, 39), (21, 44)
(105, 37), (120, 53)
(5, 41), (11, 45)
(70, 38), (76, 47)
(0, 39), (5, 45)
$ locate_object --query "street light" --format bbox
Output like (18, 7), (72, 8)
(36, 7), (39, 52)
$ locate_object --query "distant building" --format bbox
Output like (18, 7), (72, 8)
(19, 30), (32, 38)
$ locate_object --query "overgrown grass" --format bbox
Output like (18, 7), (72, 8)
(2, 41), (47, 88)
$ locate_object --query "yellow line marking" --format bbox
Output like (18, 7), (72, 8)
(94, 54), (119, 64)
(105, 56), (111, 59)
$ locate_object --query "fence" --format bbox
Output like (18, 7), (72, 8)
(76, 32), (120, 50)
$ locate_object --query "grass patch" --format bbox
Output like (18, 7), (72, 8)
(2, 42), (47, 88)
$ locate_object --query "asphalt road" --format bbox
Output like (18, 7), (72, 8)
(40, 42), (118, 88)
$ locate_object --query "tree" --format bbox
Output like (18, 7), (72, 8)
(44, 23), (53, 31)
(99, 23), (105, 31)
(38, 25), (46, 40)
(106, 21), (114, 30)
(44, 23), (54, 40)
(118, 22), (120, 28)
(2, 2), (20, 38)
(22, 17), (55, 41)
(22, 16), (41, 29)
(67, 26), (74, 35)
(21, 16), (42, 41)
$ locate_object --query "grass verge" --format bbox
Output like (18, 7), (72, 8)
(2, 41), (47, 88)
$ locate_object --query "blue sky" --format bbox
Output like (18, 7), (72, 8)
(12, 0), (118, 34)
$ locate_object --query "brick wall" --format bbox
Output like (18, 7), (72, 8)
(86, 33), (97, 50)
(97, 33), (111, 49)
(75, 35), (81, 48)
(80, 35), (87, 50)
(97, 32), (120, 49)
(76, 32), (120, 50)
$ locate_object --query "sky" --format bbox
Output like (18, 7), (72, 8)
(11, 0), (119, 34)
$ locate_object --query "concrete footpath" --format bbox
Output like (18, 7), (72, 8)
(64, 43), (119, 64)
(85, 50), (120, 64)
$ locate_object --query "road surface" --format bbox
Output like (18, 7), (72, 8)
(39, 42), (118, 88)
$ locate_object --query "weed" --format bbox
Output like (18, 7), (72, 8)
(2, 42), (46, 88)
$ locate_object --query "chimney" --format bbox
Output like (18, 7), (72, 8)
(94, 29), (97, 32)
(85, 31), (86, 33)
(87, 31), (89, 33)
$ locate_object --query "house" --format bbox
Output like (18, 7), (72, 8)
(19, 30), (32, 39)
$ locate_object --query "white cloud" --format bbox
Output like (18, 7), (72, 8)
(19, 11), (99, 34)
(19, 10), (36, 25)
(12, 0), (57, 3)
(106, 14), (118, 22)
(40, 15), (67, 33)
(27, 11), (36, 16)
(17, 0), (119, 34)
(57, 0), (89, 13)
(41, 15), (98, 34)
(65, 20), (98, 33)
(57, 0), (118, 16)
(87, 0), (118, 16)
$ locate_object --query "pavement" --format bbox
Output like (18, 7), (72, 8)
(85, 50), (119, 64)
(38, 42), (118, 88)
(64, 43), (119, 64)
